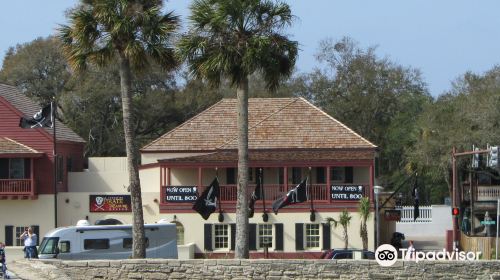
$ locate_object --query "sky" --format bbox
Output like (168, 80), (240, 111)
(1, 0), (500, 97)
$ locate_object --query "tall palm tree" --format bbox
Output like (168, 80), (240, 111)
(178, 0), (297, 258)
(327, 209), (352, 250)
(358, 197), (371, 250)
(59, 0), (178, 258)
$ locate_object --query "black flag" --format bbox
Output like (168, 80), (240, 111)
(193, 177), (219, 220)
(248, 170), (263, 217)
(413, 177), (419, 221)
(272, 178), (308, 214)
(20, 103), (53, 128)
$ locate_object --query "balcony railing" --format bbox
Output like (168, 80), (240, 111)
(162, 183), (370, 204)
(0, 179), (33, 195)
(476, 185), (500, 202)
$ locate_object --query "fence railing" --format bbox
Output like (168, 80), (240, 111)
(0, 179), (32, 195)
(460, 232), (494, 260)
(397, 205), (432, 223)
(476, 185), (500, 201)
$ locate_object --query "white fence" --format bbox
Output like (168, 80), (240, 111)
(398, 205), (432, 223)
(395, 205), (452, 237)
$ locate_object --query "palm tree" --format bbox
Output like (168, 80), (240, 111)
(358, 197), (371, 250)
(59, 0), (178, 258)
(327, 209), (352, 250)
(178, 0), (297, 258)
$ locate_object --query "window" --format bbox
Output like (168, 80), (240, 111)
(226, 168), (236, 184)
(248, 168), (253, 182)
(1, 159), (30, 179)
(278, 168), (284, 185)
(213, 224), (229, 249)
(331, 167), (345, 182)
(59, 241), (70, 253)
(292, 167), (302, 184)
(316, 167), (325, 184)
(305, 224), (320, 249)
(66, 156), (73, 172)
(175, 222), (184, 245)
(84, 239), (109, 250)
(258, 224), (273, 249)
(15, 226), (29, 246)
(123, 238), (149, 249)
(56, 155), (64, 183)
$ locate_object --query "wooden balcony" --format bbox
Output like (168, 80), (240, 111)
(0, 179), (34, 197)
(161, 183), (370, 204)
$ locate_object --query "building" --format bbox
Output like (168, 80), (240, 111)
(139, 97), (377, 258)
(0, 83), (85, 246)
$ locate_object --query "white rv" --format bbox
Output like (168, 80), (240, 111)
(38, 221), (177, 260)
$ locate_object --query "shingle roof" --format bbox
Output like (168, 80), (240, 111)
(142, 97), (376, 152)
(0, 137), (41, 155)
(0, 84), (85, 143)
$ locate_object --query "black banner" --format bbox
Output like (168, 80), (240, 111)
(330, 185), (364, 201)
(164, 186), (198, 202)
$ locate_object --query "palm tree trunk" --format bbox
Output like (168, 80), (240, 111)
(118, 53), (146, 258)
(361, 222), (368, 250)
(343, 226), (348, 250)
(235, 76), (249, 259)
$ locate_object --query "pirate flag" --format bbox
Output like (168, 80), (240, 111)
(19, 103), (53, 128)
(272, 178), (308, 214)
(193, 177), (219, 220)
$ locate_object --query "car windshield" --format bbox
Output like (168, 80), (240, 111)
(39, 237), (59, 255)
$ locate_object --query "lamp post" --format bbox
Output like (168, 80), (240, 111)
(374, 185), (384, 247)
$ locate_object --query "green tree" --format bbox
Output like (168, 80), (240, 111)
(178, 0), (297, 258)
(358, 197), (370, 250)
(0, 36), (70, 105)
(292, 37), (431, 188)
(327, 209), (352, 250)
(59, 0), (179, 258)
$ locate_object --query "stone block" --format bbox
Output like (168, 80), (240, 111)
(88, 261), (110, 267)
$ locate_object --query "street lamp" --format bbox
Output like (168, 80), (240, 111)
(374, 185), (384, 248)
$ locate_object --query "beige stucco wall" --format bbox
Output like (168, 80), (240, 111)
(0, 195), (55, 243)
(159, 212), (375, 254)
(57, 192), (160, 227)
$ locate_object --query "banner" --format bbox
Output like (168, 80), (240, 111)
(89, 195), (131, 212)
(164, 186), (198, 202)
(330, 185), (364, 201)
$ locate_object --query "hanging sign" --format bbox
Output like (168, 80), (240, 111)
(164, 186), (198, 202)
(89, 195), (131, 212)
(330, 185), (364, 200)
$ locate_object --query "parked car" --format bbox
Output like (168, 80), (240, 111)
(322, 249), (375, 260)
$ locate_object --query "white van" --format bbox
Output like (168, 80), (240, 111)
(38, 221), (177, 259)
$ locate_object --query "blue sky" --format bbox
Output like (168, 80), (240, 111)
(1, 0), (500, 97)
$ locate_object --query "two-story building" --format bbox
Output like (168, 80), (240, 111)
(0, 83), (85, 246)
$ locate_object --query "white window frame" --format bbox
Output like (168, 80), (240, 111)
(257, 224), (274, 250)
(304, 223), (321, 250)
(213, 224), (230, 251)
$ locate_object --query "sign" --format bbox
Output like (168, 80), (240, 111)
(90, 195), (131, 212)
(384, 209), (401, 221)
(481, 220), (496, 225)
(164, 186), (198, 203)
(330, 185), (364, 200)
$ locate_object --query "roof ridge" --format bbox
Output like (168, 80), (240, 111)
(217, 98), (300, 149)
(297, 97), (377, 148)
(4, 137), (40, 153)
(141, 99), (227, 150)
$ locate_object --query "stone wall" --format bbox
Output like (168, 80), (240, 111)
(10, 259), (500, 280)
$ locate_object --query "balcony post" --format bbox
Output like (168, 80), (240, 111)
(30, 158), (35, 196)
(326, 166), (331, 202)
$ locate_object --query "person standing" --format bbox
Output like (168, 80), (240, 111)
(405, 240), (415, 260)
(19, 227), (37, 259)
